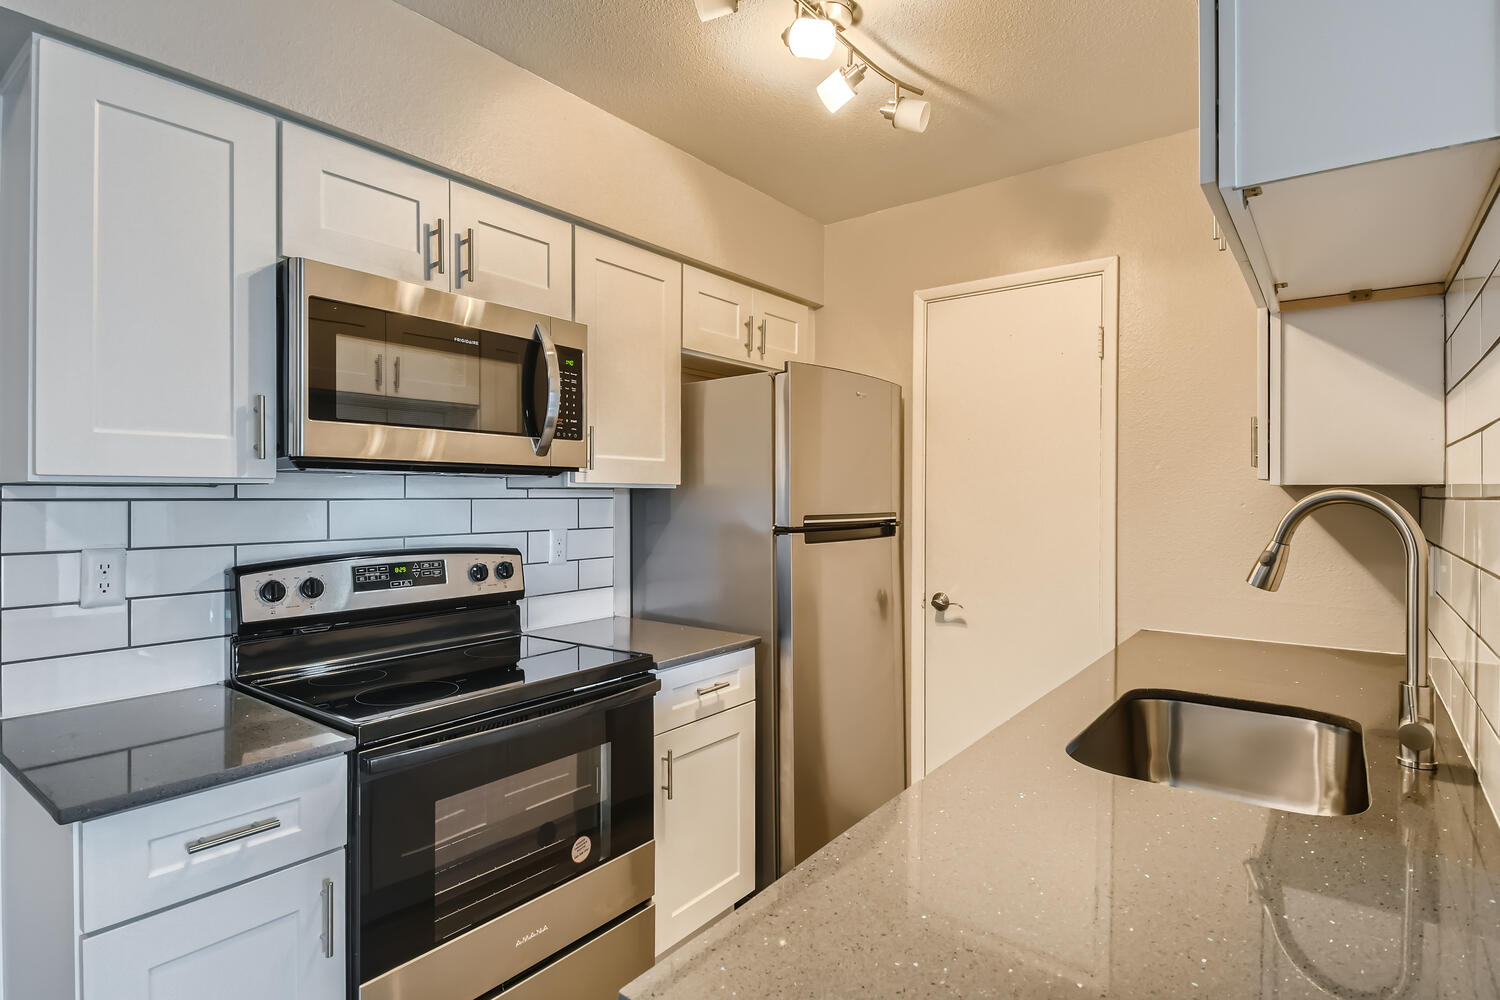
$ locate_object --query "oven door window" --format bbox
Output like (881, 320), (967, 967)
(356, 688), (652, 984)
(306, 296), (533, 436)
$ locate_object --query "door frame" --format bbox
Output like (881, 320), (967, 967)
(909, 257), (1118, 781)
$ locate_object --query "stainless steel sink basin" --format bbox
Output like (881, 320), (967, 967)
(1066, 689), (1369, 816)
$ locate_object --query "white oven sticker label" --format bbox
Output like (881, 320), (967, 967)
(571, 836), (592, 863)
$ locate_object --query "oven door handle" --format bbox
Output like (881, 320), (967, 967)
(360, 677), (659, 776)
(530, 322), (561, 458)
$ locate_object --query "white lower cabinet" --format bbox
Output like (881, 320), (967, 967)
(653, 699), (755, 955)
(81, 850), (345, 1000)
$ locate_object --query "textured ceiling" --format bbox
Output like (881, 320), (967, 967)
(394, 0), (1198, 222)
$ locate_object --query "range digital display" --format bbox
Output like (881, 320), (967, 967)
(353, 559), (447, 592)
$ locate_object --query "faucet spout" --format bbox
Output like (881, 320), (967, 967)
(1247, 488), (1435, 771)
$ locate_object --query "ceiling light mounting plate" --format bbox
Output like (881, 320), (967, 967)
(820, 0), (860, 29)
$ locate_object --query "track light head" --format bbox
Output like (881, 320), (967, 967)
(880, 94), (931, 133)
(783, 15), (836, 59)
(817, 61), (867, 113)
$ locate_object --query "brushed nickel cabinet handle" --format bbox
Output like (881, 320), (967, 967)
(696, 680), (732, 697)
(185, 817), (281, 854)
(425, 219), (446, 278)
(462, 227), (476, 282)
(393, 356), (401, 394)
(435, 218), (446, 276)
(757, 318), (767, 358)
(375, 354), (383, 392)
(253, 394), (267, 460)
(320, 878), (335, 958)
(744, 315), (754, 355)
(662, 749), (674, 801)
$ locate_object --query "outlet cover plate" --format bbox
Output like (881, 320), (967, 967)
(549, 530), (567, 565)
(79, 548), (127, 608)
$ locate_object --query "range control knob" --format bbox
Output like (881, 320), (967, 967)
(496, 561), (515, 580)
(299, 577), (325, 600)
(258, 580), (287, 604)
(468, 563), (489, 583)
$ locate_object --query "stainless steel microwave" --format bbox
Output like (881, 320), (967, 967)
(280, 258), (587, 474)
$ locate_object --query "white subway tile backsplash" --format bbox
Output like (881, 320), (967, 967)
(525, 530), (552, 564)
(132, 500), (326, 548)
(1, 603), (128, 662)
(238, 472), (404, 499)
(1, 638), (227, 718)
(474, 499), (578, 532)
(125, 547), (234, 598)
(234, 537), (404, 564)
(0, 473), (619, 716)
(578, 558), (613, 590)
(1448, 436), (1483, 495)
(131, 592), (230, 646)
(567, 528), (611, 561)
(2, 501), (128, 553)
(1, 552), (80, 608)
(526, 588), (613, 629)
(329, 500), (469, 539)
(403, 476), (525, 498)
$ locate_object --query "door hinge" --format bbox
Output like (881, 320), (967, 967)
(1096, 326), (1105, 360)
(1250, 416), (1259, 469)
(1241, 185), (1263, 209)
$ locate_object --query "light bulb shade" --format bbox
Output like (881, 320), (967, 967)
(785, 16), (836, 59)
(889, 96), (931, 133)
(692, 0), (739, 21)
(817, 63), (866, 113)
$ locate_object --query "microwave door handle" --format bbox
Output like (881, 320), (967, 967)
(531, 322), (561, 457)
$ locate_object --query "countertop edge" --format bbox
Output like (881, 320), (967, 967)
(1, 731), (355, 825)
(531, 616), (760, 670)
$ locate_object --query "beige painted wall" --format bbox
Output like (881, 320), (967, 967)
(820, 129), (1412, 655)
(0, 0), (824, 304)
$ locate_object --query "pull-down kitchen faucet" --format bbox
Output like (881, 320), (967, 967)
(1247, 488), (1436, 770)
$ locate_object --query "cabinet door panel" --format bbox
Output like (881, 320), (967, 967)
(654, 701), (755, 954)
(281, 123), (449, 290)
(573, 231), (681, 486)
(450, 183), (573, 317)
(751, 289), (812, 369)
(81, 851), (345, 1000)
(31, 38), (276, 481)
(683, 266), (757, 364)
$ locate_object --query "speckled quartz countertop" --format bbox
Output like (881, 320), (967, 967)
(531, 616), (758, 670)
(622, 629), (1500, 999)
(0, 685), (353, 823)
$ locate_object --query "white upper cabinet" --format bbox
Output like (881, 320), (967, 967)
(0, 36), (277, 483)
(751, 289), (812, 370)
(1202, 0), (1500, 310)
(683, 265), (814, 370)
(573, 230), (682, 487)
(450, 182), (573, 317)
(684, 266), (757, 364)
(281, 123), (450, 290)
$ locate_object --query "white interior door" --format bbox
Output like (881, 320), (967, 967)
(920, 267), (1114, 773)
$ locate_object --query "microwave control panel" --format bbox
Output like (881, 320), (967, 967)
(557, 346), (584, 441)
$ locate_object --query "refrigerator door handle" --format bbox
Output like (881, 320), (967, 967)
(801, 512), (899, 528)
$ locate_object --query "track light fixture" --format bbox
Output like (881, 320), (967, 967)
(771, 1), (931, 132)
(880, 85), (931, 133)
(817, 60), (866, 113)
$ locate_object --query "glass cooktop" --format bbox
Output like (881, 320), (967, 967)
(242, 634), (650, 741)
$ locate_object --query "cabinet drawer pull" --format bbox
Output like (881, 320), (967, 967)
(320, 878), (335, 958)
(696, 680), (732, 697)
(253, 394), (268, 460)
(662, 749), (674, 801)
(185, 817), (281, 855)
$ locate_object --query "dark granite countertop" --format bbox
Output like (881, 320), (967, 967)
(0, 685), (353, 824)
(624, 629), (1500, 998)
(530, 616), (757, 670)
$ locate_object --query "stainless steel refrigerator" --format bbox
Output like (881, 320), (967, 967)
(631, 362), (905, 888)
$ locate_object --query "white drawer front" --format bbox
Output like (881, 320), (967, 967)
(81, 755), (347, 932)
(653, 648), (755, 734)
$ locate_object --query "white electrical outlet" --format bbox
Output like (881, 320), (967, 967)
(549, 530), (567, 565)
(79, 548), (127, 608)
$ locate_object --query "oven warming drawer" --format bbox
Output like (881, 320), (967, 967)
(488, 903), (654, 1000)
(360, 841), (654, 1000)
